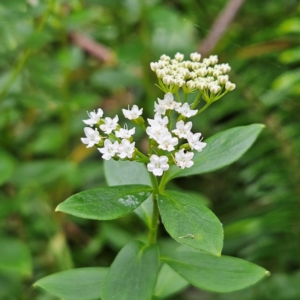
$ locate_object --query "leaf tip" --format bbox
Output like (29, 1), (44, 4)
(265, 270), (271, 276)
(55, 205), (61, 212)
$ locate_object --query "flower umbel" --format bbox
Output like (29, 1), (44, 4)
(80, 51), (236, 176)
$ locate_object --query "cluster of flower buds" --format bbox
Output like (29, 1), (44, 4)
(81, 52), (236, 177)
(150, 52), (236, 103)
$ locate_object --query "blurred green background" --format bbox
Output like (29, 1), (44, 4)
(1, 0), (300, 299)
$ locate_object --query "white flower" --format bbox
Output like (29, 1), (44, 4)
(122, 105), (143, 120)
(100, 116), (119, 134)
(157, 132), (178, 152)
(172, 120), (192, 138)
(146, 125), (168, 141)
(158, 92), (181, 110)
(187, 132), (207, 152)
(148, 115), (168, 128)
(147, 154), (169, 176)
(118, 139), (135, 159)
(81, 127), (101, 148)
(83, 108), (103, 126)
(175, 149), (194, 169)
(98, 139), (119, 160)
(154, 102), (167, 116)
(175, 103), (198, 118)
(115, 126), (135, 139)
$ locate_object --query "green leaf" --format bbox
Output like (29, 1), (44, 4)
(102, 241), (159, 300)
(56, 184), (152, 220)
(154, 263), (189, 298)
(0, 237), (32, 277)
(34, 267), (108, 300)
(161, 246), (269, 293)
(104, 160), (153, 228)
(158, 190), (223, 255)
(164, 124), (264, 182)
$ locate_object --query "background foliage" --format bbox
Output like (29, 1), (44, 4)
(1, 0), (300, 299)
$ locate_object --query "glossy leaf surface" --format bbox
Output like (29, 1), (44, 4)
(102, 241), (159, 300)
(34, 267), (108, 300)
(164, 124), (264, 182)
(104, 160), (153, 227)
(158, 190), (223, 255)
(56, 184), (152, 220)
(161, 246), (269, 293)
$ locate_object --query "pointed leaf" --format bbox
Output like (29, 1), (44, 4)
(161, 246), (269, 293)
(164, 124), (264, 182)
(56, 184), (152, 220)
(104, 160), (153, 228)
(158, 190), (223, 255)
(102, 241), (159, 300)
(34, 267), (108, 300)
(154, 263), (189, 298)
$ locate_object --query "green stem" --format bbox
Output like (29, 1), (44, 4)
(159, 172), (168, 193)
(148, 192), (159, 245)
(191, 91), (202, 109)
(135, 149), (149, 161)
(196, 101), (211, 115)
(176, 91), (182, 103)
(148, 174), (159, 245)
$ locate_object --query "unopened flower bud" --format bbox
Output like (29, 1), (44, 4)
(190, 52), (201, 62)
(210, 84), (221, 94)
(196, 81), (207, 90)
(175, 78), (185, 87)
(162, 75), (174, 85)
(186, 80), (196, 89)
(150, 62), (158, 71)
(175, 52), (184, 62)
(213, 70), (222, 77)
(209, 55), (218, 65)
(220, 63), (231, 73)
(156, 69), (166, 78)
(225, 81), (236, 91)
(196, 68), (208, 77)
(207, 67), (214, 75)
(218, 75), (229, 84)
(160, 54), (171, 61)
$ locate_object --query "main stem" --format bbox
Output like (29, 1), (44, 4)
(148, 174), (160, 245)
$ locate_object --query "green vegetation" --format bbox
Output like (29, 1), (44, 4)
(1, 0), (300, 299)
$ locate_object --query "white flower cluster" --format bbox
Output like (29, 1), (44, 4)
(150, 52), (236, 102)
(146, 92), (206, 176)
(81, 108), (137, 160)
(80, 52), (238, 176)
(81, 92), (207, 177)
